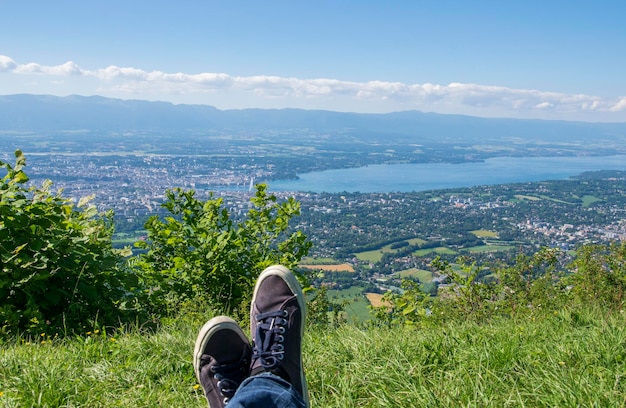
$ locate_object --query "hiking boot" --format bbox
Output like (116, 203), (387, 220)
(249, 265), (309, 407)
(193, 316), (251, 408)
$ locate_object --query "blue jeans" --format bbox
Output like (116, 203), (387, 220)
(227, 373), (306, 408)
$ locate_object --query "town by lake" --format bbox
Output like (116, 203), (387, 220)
(268, 155), (626, 193)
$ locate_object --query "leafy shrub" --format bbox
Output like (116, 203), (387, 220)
(370, 279), (430, 327)
(0, 150), (136, 337)
(372, 244), (626, 326)
(495, 247), (565, 317)
(432, 256), (500, 322)
(305, 285), (348, 328)
(567, 242), (626, 310)
(133, 184), (312, 317)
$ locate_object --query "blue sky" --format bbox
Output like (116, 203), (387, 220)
(1, 1), (625, 121)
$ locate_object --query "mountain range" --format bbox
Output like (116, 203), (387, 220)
(1, 94), (626, 145)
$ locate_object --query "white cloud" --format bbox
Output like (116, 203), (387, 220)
(0, 55), (17, 71)
(94, 65), (149, 81)
(14, 60), (82, 76)
(0, 54), (624, 120)
(535, 102), (554, 109)
(610, 97), (626, 112)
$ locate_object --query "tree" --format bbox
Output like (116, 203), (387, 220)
(0, 150), (135, 337)
(134, 184), (312, 316)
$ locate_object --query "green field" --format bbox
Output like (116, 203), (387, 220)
(514, 194), (541, 201)
(4, 310), (626, 406)
(407, 238), (427, 245)
(470, 229), (499, 238)
(300, 257), (340, 265)
(394, 268), (433, 282)
(355, 248), (390, 263)
(327, 286), (363, 300)
(341, 297), (371, 322)
(538, 195), (576, 205)
(581, 195), (603, 207)
(112, 232), (146, 245)
(414, 247), (458, 256)
(355, 237), (425, 263)
(465, 245), (516, 253)
(327, 286), (372, 322)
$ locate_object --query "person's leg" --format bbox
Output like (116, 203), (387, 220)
(247, 264), (309, 407)
(194, 265), (309, 408)
(193, 316), (252, 408)
(226, 373), (307, 408)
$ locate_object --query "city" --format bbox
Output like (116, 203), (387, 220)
(9, 149), (625, 282)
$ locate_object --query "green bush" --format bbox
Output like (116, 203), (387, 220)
(133, 184), (312, 317)
(372, 243), (626, 327)
(0, 150), (136, 337)
(495, 247), (565, 317)
(567, 242), (626, 310)
(370, 279), (430, 327)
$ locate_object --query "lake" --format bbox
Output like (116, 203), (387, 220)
(268, 155), (626, 193)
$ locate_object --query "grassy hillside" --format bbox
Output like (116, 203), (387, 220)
(2, 309), (625, 407)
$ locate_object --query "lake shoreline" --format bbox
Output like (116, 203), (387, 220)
(267, 155), (626, 193)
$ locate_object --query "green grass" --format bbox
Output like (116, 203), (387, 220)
(3, 310), (626, 406)
(112, 237), (140, 245)
(112, 231), (147, 245)
(341, 297), (372, 323)
(355, 246), (398, 263)
(355, 249), (386, 263)
(327, 286), (364, 300)
(0, 318), (205, 407)
(513, 194), (577, 205)
(300, 256), (339, 264)
(465, 245), (516, 253)
(414, 247), (458, 256)
(538, 195), (576, 205)
(407, 238), (427, 246)
(581, 195), (603, 207)
(307, 311), (626, 406)
(328, 286), (371, 322)
(470, 229), (498, 238)
(514, 194), (541, 201)
(355, 238), (426, 263)
(394, 268), (433, 282)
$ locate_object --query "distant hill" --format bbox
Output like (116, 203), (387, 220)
(1, 94), (626, 145)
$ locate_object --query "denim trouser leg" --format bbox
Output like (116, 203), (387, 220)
(226, 373), (306, 408)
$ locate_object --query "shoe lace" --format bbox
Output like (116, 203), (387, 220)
(205, 350), (249, 403)
(252, 309), (289, 370)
